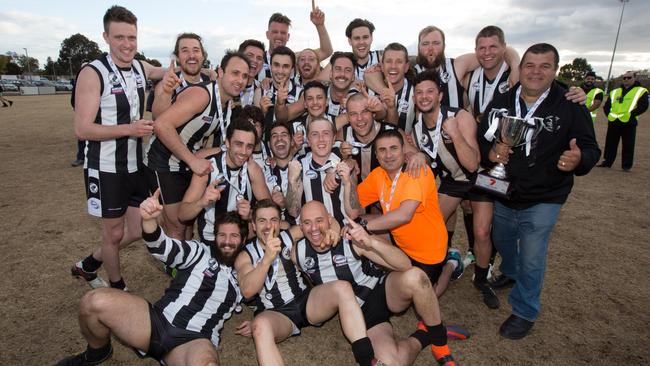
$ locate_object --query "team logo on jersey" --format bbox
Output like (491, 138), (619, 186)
(281, 246), (291, 260)
(203, 258), (220, 278)
(305, 170), (318, 180)
(304, 256), (315, 269)
(398, 100), (409, 114)
(419, 133), (429, 146)
(472, 81), (481, 89)
(332, 254), (347, 267)
(202, 116), (214, 124)
(89, 183), (99, 194)
(135, 73), (144, 87)
(267, 175), (277, 184)
(108, 73), (120, 86)
(440, 71), (451, 83)
(498, 81), (509, 94)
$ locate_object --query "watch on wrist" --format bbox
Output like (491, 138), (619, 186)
(354, 217), (370, 233)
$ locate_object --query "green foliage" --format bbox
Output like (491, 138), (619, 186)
(56, 33), (102, 76)
(558, 58), (594, 82)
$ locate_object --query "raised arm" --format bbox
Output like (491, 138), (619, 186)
(345, 220), (411, 271)
(309, 3), (333, 62)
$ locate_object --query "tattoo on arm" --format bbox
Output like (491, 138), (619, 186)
(286, 179), (304, 217)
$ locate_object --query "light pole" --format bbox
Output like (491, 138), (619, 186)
(23, 47), (32, 79)
(604, 0), (630, 94)
(68, 57), (74, 80)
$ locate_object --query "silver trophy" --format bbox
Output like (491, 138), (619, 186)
(475, 111), (543, 197)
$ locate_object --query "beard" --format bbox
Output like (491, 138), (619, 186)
(212, 244), (242, 267)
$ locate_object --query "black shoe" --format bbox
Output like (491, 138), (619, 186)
(489, 274), (516, 290)
(8, 100), (12, 106)
(71, 159), (84, 167)
(474, 280), (500, 309)
(499, 314), (534, 340)
(55, 345), (112, 366)
(596, 162), (611, 168)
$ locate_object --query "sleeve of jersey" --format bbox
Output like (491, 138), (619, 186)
(142, 226), (203, 269)
(357, 170), (379, 208)
(399, 174), (426, 212)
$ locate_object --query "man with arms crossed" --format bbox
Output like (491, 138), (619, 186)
(70, 5), (166, 290)
(57, 191), (248, 366)
(478, 43), (600, 339)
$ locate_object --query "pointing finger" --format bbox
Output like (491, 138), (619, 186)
(312, 0), (315, 11)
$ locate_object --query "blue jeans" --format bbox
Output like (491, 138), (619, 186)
(492, 201), (562, 322)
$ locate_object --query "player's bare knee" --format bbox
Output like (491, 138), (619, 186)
(251, 317), (272, 340)
(474, 226), (491, 244)
(404, 267), (431, 291)
(80, 289), (110, 316)
(332, 280), (354, 301)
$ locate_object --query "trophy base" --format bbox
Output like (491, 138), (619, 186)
(474, 172), (512, 198)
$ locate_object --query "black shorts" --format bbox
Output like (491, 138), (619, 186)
(410, 258), (444, 286)
(84, 168), (148, 218)
(362, 281), (391, 330)
(144, 166), (193, 205)
(256, 288), (314, 336)
(438, 178), (493, 203)
(134, 303), (210, 361)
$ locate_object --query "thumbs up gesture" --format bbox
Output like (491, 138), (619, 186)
(558, 138), (581, 172)
(140, 188), (164, 220)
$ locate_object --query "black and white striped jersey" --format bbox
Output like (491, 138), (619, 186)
(325, 85), (359, 121)
(413, 106), (475, 182)
(264, 163), (289, 197)
(393, 78), (416, 132)
(238, 79), (261, 107)
(243, 230), (307, 311)
(197, 152), (254, 244)
(467, 64), (511, 118)
(145, 82), (219, 172)
(355, 50), (382, 81)
(144, 226), (241, 347)
(83, 53), (146, 173)
(414, 58), (465, 109)
(297, 151), (347, 225)
(341, 121), (395, 181)
(295, 237), (385, 306)
(251, 142), (272, 176)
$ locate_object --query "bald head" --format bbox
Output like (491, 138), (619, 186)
(300, 201), (333, 248)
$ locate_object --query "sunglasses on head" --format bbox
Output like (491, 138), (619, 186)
(622, 76), (632, 80)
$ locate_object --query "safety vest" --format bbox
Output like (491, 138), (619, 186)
(586, 87), (603, 121)
(608, 86), (648, 123)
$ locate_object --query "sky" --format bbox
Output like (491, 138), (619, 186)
(1, 0), (648, 79)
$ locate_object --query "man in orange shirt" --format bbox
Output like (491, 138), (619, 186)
(357, 129), (448, 285)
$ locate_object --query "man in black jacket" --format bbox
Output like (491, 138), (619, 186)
(477, 43), (600, 340)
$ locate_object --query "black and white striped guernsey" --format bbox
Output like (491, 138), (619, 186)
(355, 50), (382, 81)
(414, 106), (476, 183)
(414, 58), (465, 109)
(393, 78), (416, 132)
(342, 121), (395, 181)
(243, 230), (307, 311)
(467, 65), (511, 118)
(295, 237), (385, 306)
(144, 226), (241, 347)
(297, 151), (347, 225)
(145, 81), (220, 172)
(84, 53), (146, 173)
(239, 79), (261, 107)
(325, 85), (359, 121)
(197, 151), (253, 244)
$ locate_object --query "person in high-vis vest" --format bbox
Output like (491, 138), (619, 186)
(598, 71), (648, 171)
(582, 71), (603, 122)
